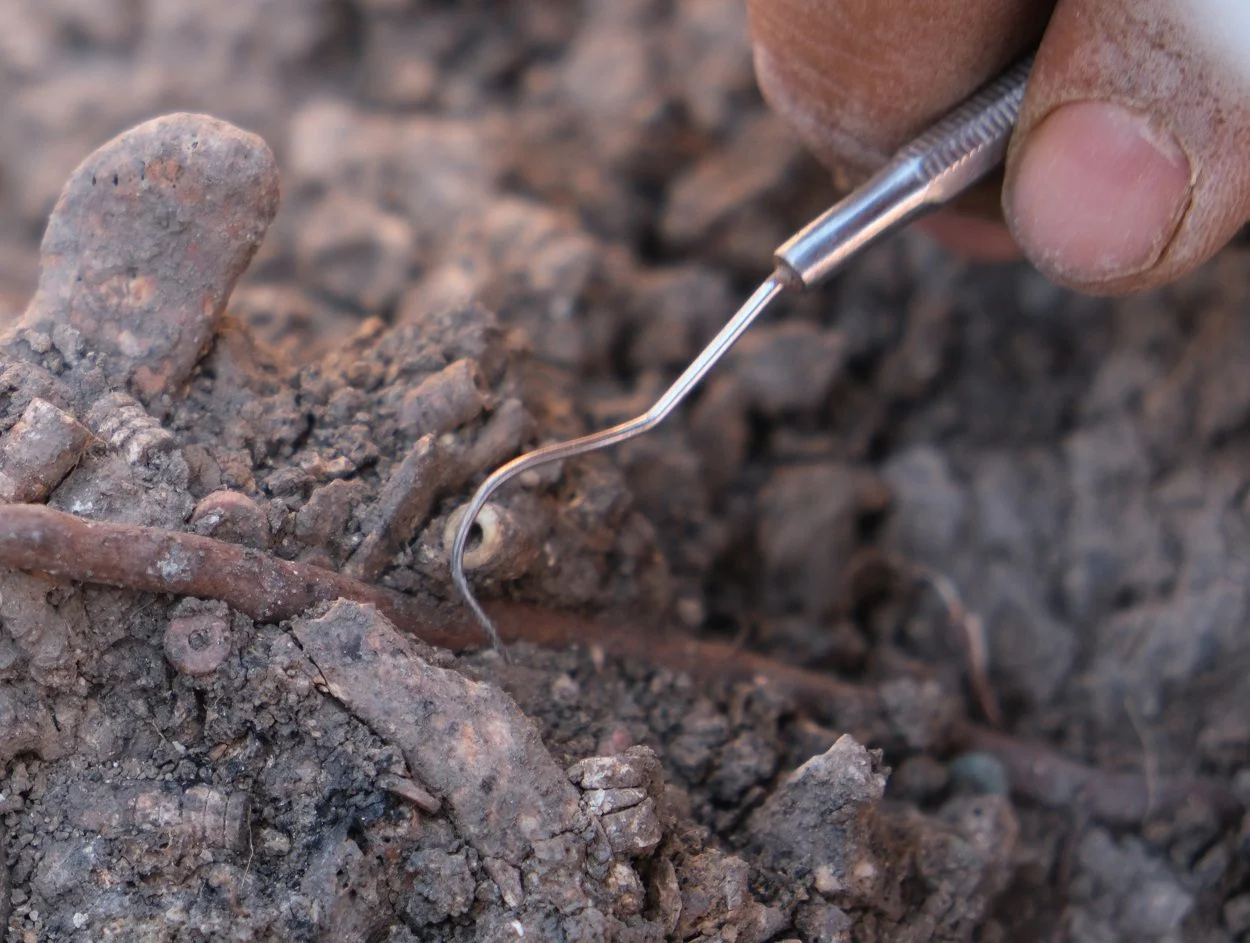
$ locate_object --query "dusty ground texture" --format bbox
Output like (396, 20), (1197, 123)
(3, 2), (1250, 942)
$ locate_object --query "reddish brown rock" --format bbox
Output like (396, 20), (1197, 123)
(8, 113), (279, 404)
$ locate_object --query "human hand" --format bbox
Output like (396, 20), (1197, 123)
(748, 0), (1248, 294)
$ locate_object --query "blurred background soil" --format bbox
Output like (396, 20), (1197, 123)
(4, 1), (1250, 941)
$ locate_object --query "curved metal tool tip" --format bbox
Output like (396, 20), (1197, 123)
(450, 275), (788, 654)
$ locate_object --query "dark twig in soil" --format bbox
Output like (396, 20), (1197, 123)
(344, 434), (450, 584)
(480, 604), (897, 735)
(890, 554), (1003, 727)
(1, 504), (1240, 828)
(0, 506), (887, 719)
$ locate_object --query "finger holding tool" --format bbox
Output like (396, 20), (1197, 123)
(452, 57), (1035, 656)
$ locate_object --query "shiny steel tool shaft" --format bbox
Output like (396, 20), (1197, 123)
(453, 56), (1033, 653)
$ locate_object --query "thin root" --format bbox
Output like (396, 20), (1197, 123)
(892, 554), (1003, 727)
(0, 504), (1238, 828)
(0, 504), (482, 651)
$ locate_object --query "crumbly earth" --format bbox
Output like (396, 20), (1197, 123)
(2, 2), (1250, 942)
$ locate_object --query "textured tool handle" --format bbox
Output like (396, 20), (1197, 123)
(896, 55), (1034, 202)
(774, 55), (1033, 289)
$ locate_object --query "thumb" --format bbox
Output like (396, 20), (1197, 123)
(1004, 0), (1250, 293)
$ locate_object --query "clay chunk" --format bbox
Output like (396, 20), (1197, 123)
(12, 113), (280, 403)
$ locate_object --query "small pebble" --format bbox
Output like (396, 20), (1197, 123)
(600, 798), (662, 857)
(568, 747), (663, 793)
(583, 787), (647, 816)
(606, 862), (645, 917)
(550, 673), (581, 705)
(258, 828), (292, 858)
(948, 752), (1010, 797)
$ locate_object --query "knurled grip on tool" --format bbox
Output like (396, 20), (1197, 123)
(774, 55), (1033, 290)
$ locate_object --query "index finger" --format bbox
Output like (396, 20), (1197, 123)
(747, 0), (1051, 188)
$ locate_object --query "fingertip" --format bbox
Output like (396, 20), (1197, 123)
(1005, 100), (1193, 291)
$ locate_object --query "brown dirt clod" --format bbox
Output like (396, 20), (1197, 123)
(747, 734), (889, 903)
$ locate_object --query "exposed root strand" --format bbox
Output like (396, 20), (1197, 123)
(0, 504), (1238, 828)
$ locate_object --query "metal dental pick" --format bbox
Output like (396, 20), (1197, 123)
(452, 56), (1034, 653)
